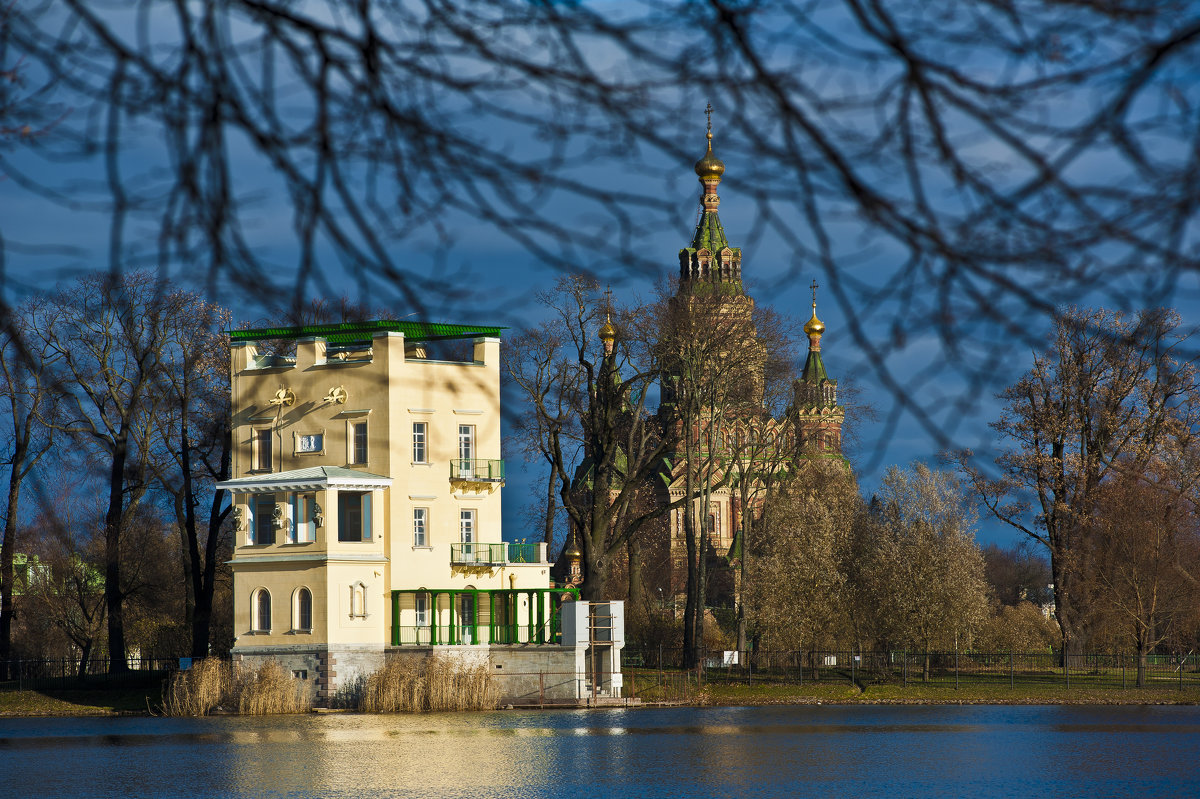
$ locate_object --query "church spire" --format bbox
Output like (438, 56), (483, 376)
(794, 280), (845, 458)
(801, 280), (830, 385)
(680, 104), (742, 288)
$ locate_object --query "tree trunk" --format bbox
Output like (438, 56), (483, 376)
(104, 437), (129, 673)
(682, 429), (700, 669)
(0, 462), (20, 681)
(543, 462), (557, 547)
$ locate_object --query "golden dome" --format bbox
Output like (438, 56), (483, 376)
(599, 314), (616, 342)
(564, 539), (582, 560)
(694, 132), (726, 181)
(804, 304), (825, 338)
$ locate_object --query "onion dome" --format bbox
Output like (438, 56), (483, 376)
(564, 534), (582, 560)
(599, 313), (616, 343)
(804, 304), (825, 338)
(694, 131), (726, 181)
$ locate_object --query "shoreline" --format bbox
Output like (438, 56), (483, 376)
(3, 683), (1198, 718)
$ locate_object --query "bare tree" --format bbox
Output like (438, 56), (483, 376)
(864, 464), (989, 679)
(503, 276), (677, 602)
(746, 461), (859, 657)
(32, 273), (176, 671)
(963, 308), (1200, 654)
(0, 299), (57, 677)
(151, 293), (233, 658)
(5, 1), (1200, 468)
(1086, 465), (1200, 686)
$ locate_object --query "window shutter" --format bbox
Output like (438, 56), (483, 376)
(247, 502), (255, 545)
(363, 493), (372, 540)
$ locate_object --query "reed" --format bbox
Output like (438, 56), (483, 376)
(359, 655), (499, 712)
(161, 659), (312, 716)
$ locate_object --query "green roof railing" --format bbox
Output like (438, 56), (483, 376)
(230, 320), (506, 345)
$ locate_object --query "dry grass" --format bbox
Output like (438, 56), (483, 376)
(161, 659), (312, 716)
(359, 655), (499, 712)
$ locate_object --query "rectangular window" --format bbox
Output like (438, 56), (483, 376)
(352, 421), (368, 464)
(293, 494), (316, 543)
(296, 433), (323, 454)
(338, 491), (372, 542)
(413, 507), (428, 547)
(415, 594), (428, 627)
(254, 428), (272, 471)
(412, 422), (428, 463)
(460, 509), (475, 551)
(458, 424), (475, 477)
(254, 495), (276, 545)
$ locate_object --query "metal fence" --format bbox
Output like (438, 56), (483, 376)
(0, 657), (178, 690)
(621, 648), (1200, 691)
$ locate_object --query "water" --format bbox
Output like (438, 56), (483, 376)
(2, 705), (1198, 798)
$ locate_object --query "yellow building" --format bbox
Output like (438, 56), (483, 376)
(219, 321), (623, 703)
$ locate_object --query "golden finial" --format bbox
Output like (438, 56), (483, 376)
(599, 286), (616, 343)
(694, 102), (726, 181)
(804, 279), (825, 339)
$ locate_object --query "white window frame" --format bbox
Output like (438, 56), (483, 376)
(413, 507), (428, 547)
(252, 494), (276, 546)
(348, 419), (368, 465)
(252, 588), (272, 633)
(293, 586), (313, 633)
(458, 424), (475, 477)
(253, 427), (273, 472)
(294, 431), (325, 455)
(460, 509), (475, 548)
(415, 593), (429, 627)
(337, 491), (371, 542)
(412, 421), (428, 464)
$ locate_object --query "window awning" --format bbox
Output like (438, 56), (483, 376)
(217, 466), (392, 494)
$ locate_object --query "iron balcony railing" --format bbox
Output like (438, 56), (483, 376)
(450, 542), (543, 566)
(449, 458), (505, 482)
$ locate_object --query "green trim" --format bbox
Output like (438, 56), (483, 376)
(230, 320), (506, 345)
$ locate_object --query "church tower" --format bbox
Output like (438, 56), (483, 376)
(792, 283), (846, 457)
(679, 104), (743, 289)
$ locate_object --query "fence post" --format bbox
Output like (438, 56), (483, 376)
(1010, 653), (1014, 690)
(1180, 656), (1184, 692)
(1065, 653), (1070, 690)
(1122, 658), (1126, 690)
(903, 651), (907, 689)
(955, 640), (959, 691)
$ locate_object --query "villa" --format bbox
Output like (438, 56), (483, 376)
(218, 321), (623, 704)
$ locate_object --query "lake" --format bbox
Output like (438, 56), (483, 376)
(2, 705), (1198, 798)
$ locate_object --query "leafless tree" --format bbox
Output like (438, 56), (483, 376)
(863, 463), (989, 679)
(503, 275), (677, 602)
(1085, 464), (1200, 686)
(31, 273), (178, 671)
(150, 294), (233, 659)
(5, 1), (1200, 468)
(0, 299), (57, 677)
(963, 307), (1200, 654)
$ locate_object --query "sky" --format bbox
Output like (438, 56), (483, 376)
(6, 1), (1200, 551)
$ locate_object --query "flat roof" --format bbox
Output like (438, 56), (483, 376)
(230, 320), (505, 345)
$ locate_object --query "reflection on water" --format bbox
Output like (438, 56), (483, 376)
(3, 705), (1199, 798)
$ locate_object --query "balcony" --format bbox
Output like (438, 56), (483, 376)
(449, 458), (505, 488)
(450, 541), (546, 567)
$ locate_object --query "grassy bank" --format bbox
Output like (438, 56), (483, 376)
(0, 672), (165, 716)
(627, 668), (1200, 706)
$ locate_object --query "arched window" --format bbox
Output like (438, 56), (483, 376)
(294, 587), (312, 632)
(253, 588), (271, 633)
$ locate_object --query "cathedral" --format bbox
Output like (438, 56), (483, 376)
(558, 111), (848, 614)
